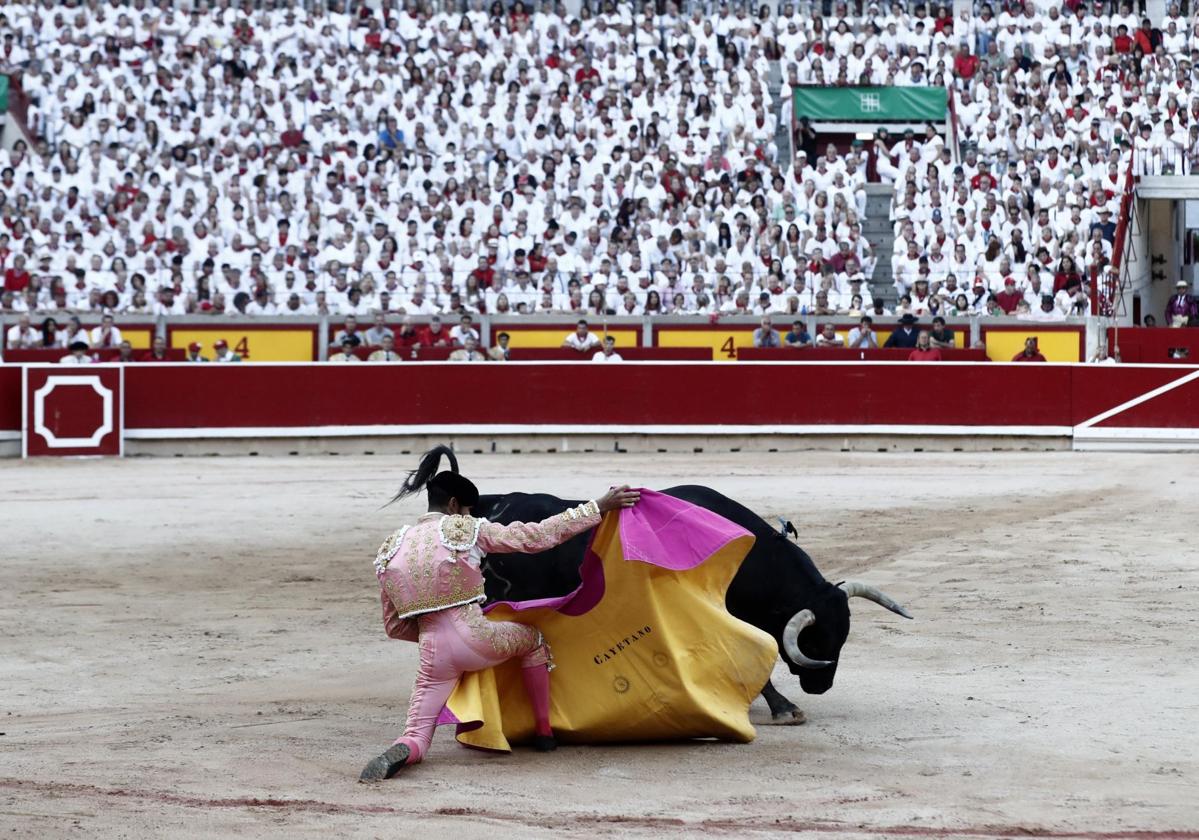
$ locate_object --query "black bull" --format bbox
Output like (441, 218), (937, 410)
(474, 485), (912, 723)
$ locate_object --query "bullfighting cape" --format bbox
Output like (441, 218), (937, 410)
(439, 490), (778, 750)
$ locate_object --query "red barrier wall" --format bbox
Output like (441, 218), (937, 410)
(0, 366), (20, 432)
(1107, 327), (1199, 364)
(111, 363), (1160, 431)
(4, 363), (1199, 444)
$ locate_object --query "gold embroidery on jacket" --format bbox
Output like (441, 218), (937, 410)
(374, 525), (410, 575)
(439, 514), (483, 552)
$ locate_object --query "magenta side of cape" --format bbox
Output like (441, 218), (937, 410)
(483, 489), (752, 618)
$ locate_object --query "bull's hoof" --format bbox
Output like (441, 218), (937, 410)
(770, 707), (807, 726)
(359, 743), (411, 782)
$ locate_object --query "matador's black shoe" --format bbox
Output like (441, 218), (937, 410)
(359, 743), (412, 782)
(531, 735), (557, 752)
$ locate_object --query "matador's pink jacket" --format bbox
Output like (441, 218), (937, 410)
(374, 501), (602, 641)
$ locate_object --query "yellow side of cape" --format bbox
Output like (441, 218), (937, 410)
(445, 512), (777, 751)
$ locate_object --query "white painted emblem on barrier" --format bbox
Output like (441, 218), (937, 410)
(33, 376), (114, 448)
(858, 93), (881, 113)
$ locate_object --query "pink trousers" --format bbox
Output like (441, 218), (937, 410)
(393, 604), (551, 763)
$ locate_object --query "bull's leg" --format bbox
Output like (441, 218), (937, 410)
(761, 678), (806, 725)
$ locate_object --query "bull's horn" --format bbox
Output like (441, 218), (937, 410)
(782, 608), (834, 668)
(839, 581), (914, 619)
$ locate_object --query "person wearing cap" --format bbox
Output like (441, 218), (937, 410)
(212, 339), (242, 362)
(995, 277), (1023, 314)
(1090, 207), (1116, 243)
(1165, 280), (1197, 326)
(186, 342), (208, 363)
(884, 313), (920, 348)
(360, 446), (638, 781)
(330, 336), (363, 362)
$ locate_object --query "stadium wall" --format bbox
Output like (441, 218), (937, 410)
(4, 362), (1199, 457)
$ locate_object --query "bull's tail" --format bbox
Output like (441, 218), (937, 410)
(481, 558), (515, 601)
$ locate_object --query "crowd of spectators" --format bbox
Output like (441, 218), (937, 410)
(826, 0), (1199, 322)
(0, 0), (1192, 333)
(1, 0), (811, 322)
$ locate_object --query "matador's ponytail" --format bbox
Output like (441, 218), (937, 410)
(390, 445), (477, 507)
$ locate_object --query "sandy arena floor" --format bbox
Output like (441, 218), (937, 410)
(1, 452), (1196, 839)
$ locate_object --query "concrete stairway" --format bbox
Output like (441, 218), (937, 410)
(768, 60), (892, 304)
(862, 183), (895, 305)
(769, 60), (790, 164)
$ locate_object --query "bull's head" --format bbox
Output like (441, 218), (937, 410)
(783, 581), (912, 694)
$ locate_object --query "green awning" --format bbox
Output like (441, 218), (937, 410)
(793, 86), (946, 123)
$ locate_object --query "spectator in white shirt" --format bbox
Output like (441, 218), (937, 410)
(449, 315), (480, 348)
(364, 313), (395, 346)
(5, 314), (38, 349)
(847, 316), (880, 349)
(592, 336), (624, 362)
(89, 314), (122, 349)
(562, 319), (601, 352)
(59, 340), (94, 364)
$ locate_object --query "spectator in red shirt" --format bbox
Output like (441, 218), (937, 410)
(471, 256), (495, 289)
(280, 124), (305, 148)
(394, 316), (421, 355)
(3, 254), (31, 292)
(1012, 337), (1047, 362)
(574, 56), (600, 85)
(953, 45), (980, 80)
(418, 315), (450, 349)
(908, 331), (943, 361)
(527, 243), (547, 274)
(1113, 24), (1134, 54)
(1053, 256), (1083, 294)
(995, 277), (1023, 313)
(1134, 19), (1158, 55)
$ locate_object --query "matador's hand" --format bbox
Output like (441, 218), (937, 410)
(597, 485), (640, 512)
